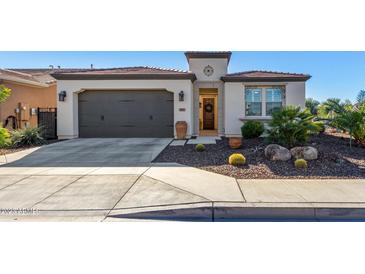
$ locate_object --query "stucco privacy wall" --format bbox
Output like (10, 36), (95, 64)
(0, 81), (56, 128)
(224, 81), (306, 136)
(56, 79), (193, 139)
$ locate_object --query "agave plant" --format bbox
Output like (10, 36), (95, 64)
(11, 127), (46, 148)
(267, 106), (322, 148)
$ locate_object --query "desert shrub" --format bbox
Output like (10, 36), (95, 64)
(353, 123), (365, 146)
(241, 121), (264, 139)
(195, 144), (205, 152)
(267, 106), (322, 148)
(228, 153), (246, 166)
(333, 108), (365, 148)
(294, 158), (308, 169)
(317, 121), (325, 133)
(0, 126), (11, 148)
(11, 127), (45, 148)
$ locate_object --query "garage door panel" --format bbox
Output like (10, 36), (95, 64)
(78, 90), (174, 138)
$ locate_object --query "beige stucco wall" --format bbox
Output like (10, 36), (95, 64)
(285, 82), (306, 108)
(0, 81), (56, 129)
(56, 79), (194, 139)
(224, 81), (306, 137)
(188, 58), (228, 136)
(188, 58), (228, 81)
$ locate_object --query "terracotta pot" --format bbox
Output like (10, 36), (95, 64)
(229, 137), (242, 149)
(175, 121), (187, 139)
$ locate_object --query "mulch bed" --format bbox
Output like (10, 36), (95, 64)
(154, 132), (365, 179)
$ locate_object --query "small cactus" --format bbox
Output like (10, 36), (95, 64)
(228, 153), (246, 166)
(295, 158), (308, 169)
(195, 144), (205, 152)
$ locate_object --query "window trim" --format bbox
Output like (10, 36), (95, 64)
(244, 87), (262, 116)
(244, 85), (285, 117)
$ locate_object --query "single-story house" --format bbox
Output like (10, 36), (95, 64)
(0, 68), (57, 129)
(51, 52), (311, 139)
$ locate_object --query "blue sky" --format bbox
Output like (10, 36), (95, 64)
(0, 51), (364, 102)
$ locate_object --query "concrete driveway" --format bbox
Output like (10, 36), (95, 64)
(3, 138), (172, 167)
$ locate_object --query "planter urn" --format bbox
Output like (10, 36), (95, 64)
(175, 121), (187, 139)
(229, 137), (242, 149)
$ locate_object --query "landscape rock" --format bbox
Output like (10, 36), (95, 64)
(290, 146), (318, 160)
(264, 144), (291, 161)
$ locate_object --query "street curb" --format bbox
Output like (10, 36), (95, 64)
(109, 204), (365, 221)
(3, 204), (365, 221)
(108, 203), (213, 221)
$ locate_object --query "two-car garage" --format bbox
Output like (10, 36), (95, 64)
(78, 90), (174, 138)
(51, 66), (195, 139)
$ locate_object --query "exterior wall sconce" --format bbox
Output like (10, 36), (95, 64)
(58, 91), (67, 101)
(179, 91), (184, 102)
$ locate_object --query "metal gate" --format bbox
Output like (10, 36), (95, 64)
(37, 108), (57, 139)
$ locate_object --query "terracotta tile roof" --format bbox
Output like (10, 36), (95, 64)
(51, 66), (197, 81)
(0, 68), (54, 86)
(184, 51), (232, 63)
(221, 70), (311, 82)
(9, 68), (85, 84)
(52, 66), (192, 74)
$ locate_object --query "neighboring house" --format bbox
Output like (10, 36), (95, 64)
(51, 52), (311, 139)
(0, 69), (57, 129)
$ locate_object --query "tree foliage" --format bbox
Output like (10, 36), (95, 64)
(333, 106), (365, 148)
(357, 90), (365, 104)
(0, 126), (11, 148)
(0, 85), (11, 103)
(305, 98), (320, 115)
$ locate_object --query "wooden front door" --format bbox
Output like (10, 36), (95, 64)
(203, 98), (215, 130)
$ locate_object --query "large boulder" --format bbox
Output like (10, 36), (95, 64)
(264, 144), (291, 161)
(290, 146), (318, 160)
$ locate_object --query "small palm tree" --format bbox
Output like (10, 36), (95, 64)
(305, 98), (320, 115)
(334, 108), (365, 148)
(267, 106), (322, 148)
(321, 98), (346, 119)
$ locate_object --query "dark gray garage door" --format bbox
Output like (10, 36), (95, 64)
(78, 90), (174, 138)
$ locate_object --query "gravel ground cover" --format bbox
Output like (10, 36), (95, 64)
(154, 132), (365, 179)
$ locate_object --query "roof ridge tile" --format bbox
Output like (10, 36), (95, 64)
(226, 70), (310, 77)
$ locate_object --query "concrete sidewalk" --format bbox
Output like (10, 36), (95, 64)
(0, 163), (365, 221)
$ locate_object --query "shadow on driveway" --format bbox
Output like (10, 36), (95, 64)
(2, 138), (172, 167)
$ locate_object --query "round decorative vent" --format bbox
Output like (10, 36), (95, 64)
(203, 65), (214, 76)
